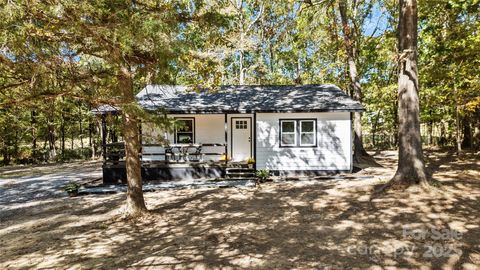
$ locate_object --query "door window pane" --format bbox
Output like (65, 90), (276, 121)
(235, 120), (247, 129)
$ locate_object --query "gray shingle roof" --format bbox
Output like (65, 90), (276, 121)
(136, 84), (363, 113)
(91, 104), (120, 115)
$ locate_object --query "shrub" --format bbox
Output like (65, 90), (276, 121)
(255, 169), (270, 183)
(64, 182), (81, 193)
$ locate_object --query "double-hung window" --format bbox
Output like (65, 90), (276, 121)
(280, 119), (316, 147)
(280, 120), (297, 146)
(175, 118), (194, 143)
(299, 120), (316, 146)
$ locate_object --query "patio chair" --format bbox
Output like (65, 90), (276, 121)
(186, 145), (203, 162)
(164, 146), (174, 162)
(172, 147), (184, 162)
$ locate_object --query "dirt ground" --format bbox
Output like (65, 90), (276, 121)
(0, 150), (479, 269)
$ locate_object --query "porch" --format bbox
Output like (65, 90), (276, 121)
(102, 142), (255, 184)
(100, 111), (257, 184)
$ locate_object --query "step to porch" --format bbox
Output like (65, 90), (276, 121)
(225, 167), (255, 179)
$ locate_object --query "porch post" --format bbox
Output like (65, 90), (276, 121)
(138, 119), (142, 161)
(101, 114), (107, 161)
(253, 111), (257, 170)
(224, 113), (228, 165)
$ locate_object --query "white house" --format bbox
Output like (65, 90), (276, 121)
(99, 84), (362, 183)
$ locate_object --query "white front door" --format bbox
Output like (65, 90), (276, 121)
(231, 118), (252, 161)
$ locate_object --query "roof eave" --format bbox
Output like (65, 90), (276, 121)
(144, 108), (364, 114)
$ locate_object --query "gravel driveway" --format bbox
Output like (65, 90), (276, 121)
(0, 161), (102, 207)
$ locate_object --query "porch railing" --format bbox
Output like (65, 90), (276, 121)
(103, 142), (226, 163)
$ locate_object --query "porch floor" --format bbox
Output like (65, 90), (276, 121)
(103, 160), (246, 168)
(102, 160), (251, 184)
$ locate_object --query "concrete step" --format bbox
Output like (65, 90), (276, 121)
(226, 167), (255, 172)
(226, 172), (256, 178)
(226, 164), (249, 168)
(226, 171), (255, 176)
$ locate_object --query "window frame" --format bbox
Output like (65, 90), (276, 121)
(279, 118), (317, 148)
(280, 120), (297, 147)
(299, 120), (317, 146)
(174, 117), (195, 144)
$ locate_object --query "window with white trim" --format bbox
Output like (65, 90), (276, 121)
(280, 120), (297, 146)
(279, 119), (317, 147)
(175, 118), (194, 143)
(299, 120), (316, 146)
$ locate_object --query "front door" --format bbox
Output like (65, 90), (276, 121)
(231, 118), (252, 161)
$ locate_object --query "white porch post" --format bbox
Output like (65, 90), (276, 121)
(224, 113), (228, 165)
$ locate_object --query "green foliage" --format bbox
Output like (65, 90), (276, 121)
(57, 148), (93, 162)
(255, 169), (270, 183)
(0, 0), (231, 164)
(0, 0), (479, 166)
(246, 157), (255, 164)
(63, 182), (81, 193)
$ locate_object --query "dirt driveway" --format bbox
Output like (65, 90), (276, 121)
(0, 161), (101, 207)
(0, 151), (479, 269)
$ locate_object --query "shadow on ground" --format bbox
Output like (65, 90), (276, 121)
(0, 150), (479, 269)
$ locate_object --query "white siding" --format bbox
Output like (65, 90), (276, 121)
(141, 112), (352, 171)
(256, 112), (352, 171)
(141, 114), (228, 161)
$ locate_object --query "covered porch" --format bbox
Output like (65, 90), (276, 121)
(100, 113), (257, 184)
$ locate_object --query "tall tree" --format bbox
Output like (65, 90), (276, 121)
(390, 0), (427, 186)
(223, 0), (264, 85)
(337, 0), (369, 161)
(1, 0), (227, 217)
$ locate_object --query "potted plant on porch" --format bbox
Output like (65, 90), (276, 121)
(246, 157), (255, 169)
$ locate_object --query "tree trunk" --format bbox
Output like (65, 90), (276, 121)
(31, 110), (37, 162)
(2, 144), (9, 165)
(428, 109), (433, 145)
(239, 30), (245, 85)
(390, 0), (427, 186)
(461, 118), (472, 149)
(119, 65), (147, 216)
(474, 124), (480, 150)
(372, 110), (381, 147)
(237, 1), (245, 85)
(89, 119), (95, 159)
(14, 130), (19, 162)
(455, 90), (462, 154)
(71, 128), (74, 150)
(269, 43), (274, 74)
(79, 115), (84, 149)
(48, 114), (57, 160)
(439, 122), (447, 146)
(2, 126), (10, 165)
(338, 1), (369, 161)
(61, 112), (65, 157)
